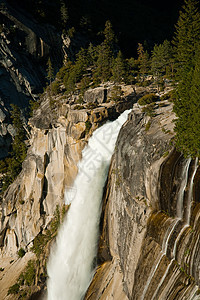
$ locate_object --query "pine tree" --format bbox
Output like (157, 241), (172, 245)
(173, 0), (200, 69)
(151, 40), (173, 76)
(137, 43), (149, 81)
(93, 21), (116, 83)
(103, 20), (115, 49)
(46, 58), (54, 85)
(173, 0), (200, 157)
(60, 0), (68, 29)
(151, 40), (174, 90)
(111, 51), (126, 83)
(93, 43), (113, 83)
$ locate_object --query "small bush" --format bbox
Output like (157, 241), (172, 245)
(145, 121), (151, 131)
(31, 234), (49, 258)
(110, 85), (124, 102)
(142, 103), (156, 117)
(24, 260), (36, 286)
(86, 102), (97, 109)
(77, 96), (84, 104)
(160, 90), (176, 102)
(67, 27), (75, 38)
(7, 283), (20, 295)
(138, 93), (159, 106)
(160, 93), (170, 101)
(163, 150), (169, 158)
(85, 120), (92, 134)
(51, 81), (60, 95)
(74, 105), (83, 110)
(29, 99), (40, 115)
(18, 248), (26, 258)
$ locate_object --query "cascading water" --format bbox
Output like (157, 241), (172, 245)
(186, 157), (198, 224)
(176, 158), (191, 218)
(141, 218), (180, 300)
(47, 110), (131, 300)
(142, 157), (199, 299)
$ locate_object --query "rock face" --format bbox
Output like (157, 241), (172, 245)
(0, 2), (65, 159)
(1, 85), (200, 299)
(0, 84), (135, 298)
(85, 101), (200, 299)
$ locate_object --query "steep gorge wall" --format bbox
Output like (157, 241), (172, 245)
(86, 101), (200, 299)
(0, 84), (135, 299)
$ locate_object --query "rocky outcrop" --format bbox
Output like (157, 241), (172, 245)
(0, 84), (136, 298)
(85, 100), (200, 299)
(0, 2), (64, 159)
(2, 83), (200, 300)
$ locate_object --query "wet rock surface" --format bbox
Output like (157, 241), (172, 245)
(86, 101), (200, 299)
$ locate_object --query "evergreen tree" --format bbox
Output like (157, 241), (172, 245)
(63, 48), (90, 93)
(126, 57), (139, 84)
(173, 0), (200, 157)
(137, 43), (149, 81)
(93, 43), (113, 83)
(111, 51), (126, 83)
(103, 20), (115, 50)
(151, 40), (173, 76)
(175, 45), (200, 157)
(173, 0), (200, 69)
(46, 58), (54, 85)
(60, 0), (68, 29)
(93, 21), (116, 83)
(1, 105), (27, 190)
(151, 40), (174, 90)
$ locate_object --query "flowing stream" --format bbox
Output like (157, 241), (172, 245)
(47, 110), (131, 300)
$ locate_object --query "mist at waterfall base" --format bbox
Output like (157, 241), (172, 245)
(47, 110), (131, 300)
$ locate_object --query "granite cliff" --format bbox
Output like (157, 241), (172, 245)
(0, 82), (136, 299)
(1, 81), (200, 299)
(85, 100), (200, 299)
(0, 1), (79, 159)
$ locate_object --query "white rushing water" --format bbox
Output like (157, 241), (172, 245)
(47, 110), (131, 300)
(176, 158), (191, 218)
(186, 157), (198, 224)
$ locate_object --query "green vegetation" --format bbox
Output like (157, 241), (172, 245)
(32, 204), (66, 258)
(145, 121), (151, 131)
(29, 99), (40, 116)
(8, 205), (68, 298)
(151, 40), (174, 91)
(137, 43), (150, 82)
(142, 103), (156, 118)
(7, 283), (20, 295)
(138, 94), (159, 106)
(44, 21), (130, 104)
(41, 1), (200, 160)
(173, 0), (200, 157)
(7, 260), (36, 297)
(110, 85), (124, 102)
(85, 120), (92, 134)
(0, 104), (27, 191)
(18, 248), (26, 258)
(1, 0), (199, 195)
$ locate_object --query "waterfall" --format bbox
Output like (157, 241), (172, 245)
(186, 157), (198, 224)
(150, 157), (199, 299)
(47, 110), (131, 300)
(151, 224), (189, 300)
(176, 158), (191, 218)
(141, 218), (180, 300)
